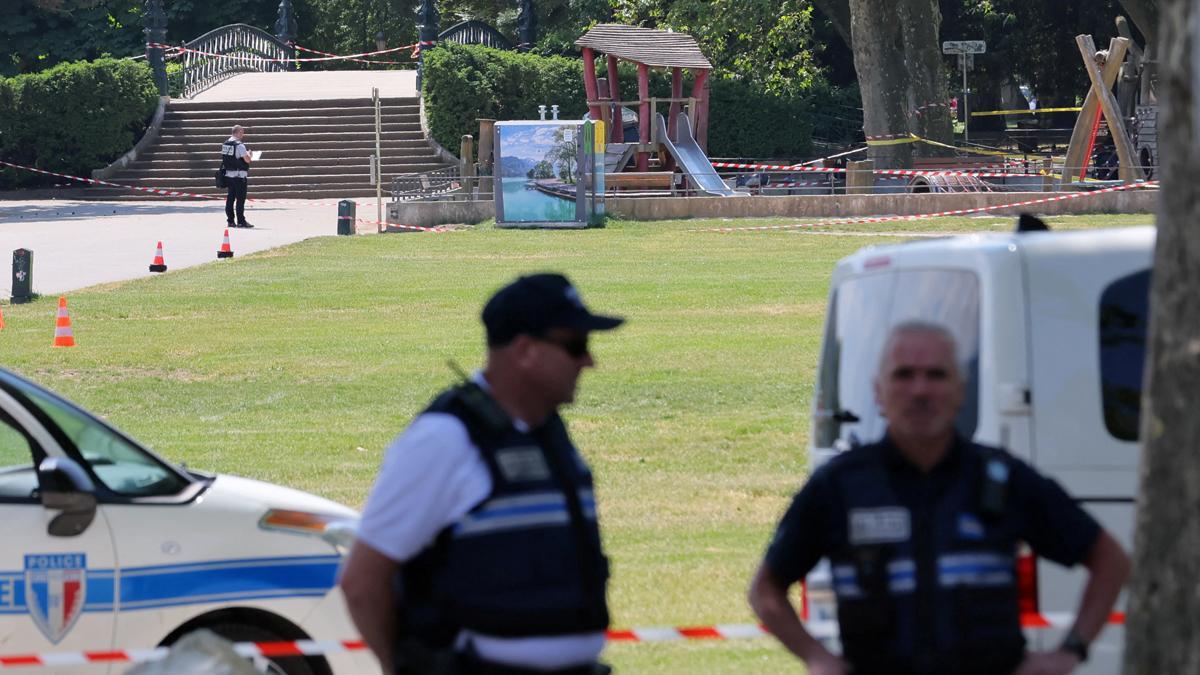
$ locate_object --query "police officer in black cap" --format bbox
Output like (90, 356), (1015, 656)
(340, 273), (622, 674)
(749, 321), (1130, 675)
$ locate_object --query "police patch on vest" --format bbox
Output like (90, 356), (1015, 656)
(496, 447), (551, 482)
(848, 507), (911, 544)
(957, 513), (985, 540)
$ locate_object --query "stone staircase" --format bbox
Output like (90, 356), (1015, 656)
(89, 97), (454, 200)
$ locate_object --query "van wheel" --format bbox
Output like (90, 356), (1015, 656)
(205, 622), (325, 675)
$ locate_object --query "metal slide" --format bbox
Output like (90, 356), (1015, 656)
(655, 112), (745, 197)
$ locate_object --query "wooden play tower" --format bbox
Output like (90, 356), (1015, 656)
(575, 25), (712, 173)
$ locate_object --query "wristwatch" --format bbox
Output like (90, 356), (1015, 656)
(1059, 629), (1090, 662)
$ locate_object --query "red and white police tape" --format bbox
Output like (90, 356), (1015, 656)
(0, 159), (442, 233)
(293, 44), (409, 65)
(0, 614), (1127, 668)
(146, 42), (418, 63)
(697, 180), (1159, 233)
(709, 160), (1044, 179)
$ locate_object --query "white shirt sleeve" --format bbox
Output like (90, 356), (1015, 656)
(235, 143), (248, 159)
(356, 412), (492, 562)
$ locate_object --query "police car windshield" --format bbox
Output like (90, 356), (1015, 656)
(0, 371), (192, 498)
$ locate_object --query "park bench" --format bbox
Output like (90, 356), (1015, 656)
(604, 171), (678, 193)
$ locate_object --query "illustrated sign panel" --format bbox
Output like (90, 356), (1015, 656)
(495, 121), (595, 229)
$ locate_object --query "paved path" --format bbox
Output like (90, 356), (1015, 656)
(0, 198), (362, 298)
(189, 71), (418, 102)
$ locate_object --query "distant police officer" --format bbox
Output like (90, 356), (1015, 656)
(221, 125), (254, 228)
(749, 321), (1131, 675)
(340, 273), (622, 674)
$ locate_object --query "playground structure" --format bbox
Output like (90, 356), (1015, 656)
(574, 25), (743, 197)
(1061, 35), (1145, 184)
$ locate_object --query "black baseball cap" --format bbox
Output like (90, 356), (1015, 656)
(482, 273), (624, 346)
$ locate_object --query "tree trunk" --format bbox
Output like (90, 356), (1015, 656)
(812, 0), (852, 48)
(1123, 0), (1200, 673)
(849, 0), (952, 167)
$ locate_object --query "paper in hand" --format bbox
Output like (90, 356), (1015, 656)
(250, 150), (263, 161)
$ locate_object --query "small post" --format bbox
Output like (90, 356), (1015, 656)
(275, 0), (298, 71)
(582, 48), (601, 123)
(597, 77), (612, 132)
(1042, 158), (1054, 192)
(846, 160), (874, 195)
(606, 55), (621, 143)
(637, 62), (650, 171)
(415, 0), (440, 90)
(517, 0), (537, 52)
(11, 249), (33, 304)
(460, 135), (476, 198)
(143, 0), (169, 96)
(961, 53), (970, 144)
(337, 200), (356, 235)
(374, 87), (383, 231)
(478, 118), (496, 199)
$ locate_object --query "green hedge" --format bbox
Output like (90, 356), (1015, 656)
(0, 58), (159, 188)
(422, 43), (815, 160)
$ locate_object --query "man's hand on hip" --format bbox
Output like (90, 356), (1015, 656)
(805, 651), (850, 675)
(1014, 650), (1081, 675)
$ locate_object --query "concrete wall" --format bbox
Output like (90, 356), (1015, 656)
(387, 190), (1156, 229)
(389, 199), (494, 228)
(92, 96), (170, 181)
(606, 190), (1157, 221)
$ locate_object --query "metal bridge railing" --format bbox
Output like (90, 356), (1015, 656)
(182, 24), (293, 98)
(391, 166), (463, 201)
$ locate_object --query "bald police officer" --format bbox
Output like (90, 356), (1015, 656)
(750, 321), (1130, 675)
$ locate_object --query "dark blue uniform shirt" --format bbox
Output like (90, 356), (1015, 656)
(766, 434), (1101, 675)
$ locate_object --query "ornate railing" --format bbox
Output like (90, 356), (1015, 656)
(181, 24), (293, 98)
(391, 166), (462, 201)
(438, 21), (513, 50)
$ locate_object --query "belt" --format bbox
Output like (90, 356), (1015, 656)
(460, 651), (610, 675)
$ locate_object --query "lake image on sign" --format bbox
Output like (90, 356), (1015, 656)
(497, 124), (579, 222)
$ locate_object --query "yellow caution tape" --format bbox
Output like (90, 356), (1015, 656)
(970, 106), (1083, 117)
(865, 134), (921, 146)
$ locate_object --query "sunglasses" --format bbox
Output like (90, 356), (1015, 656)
(535, 333), (590, 359)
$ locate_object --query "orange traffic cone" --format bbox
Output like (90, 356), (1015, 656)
(0, 304), (5, 331)
(53, 296), (75, 347)
(149, 241), (167, 273)
(217, 229), (234, 259)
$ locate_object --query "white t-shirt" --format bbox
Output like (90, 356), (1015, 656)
(357, 375), (606, 669)
(224, 137), (249, 178)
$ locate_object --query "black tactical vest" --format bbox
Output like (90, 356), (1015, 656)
(221, 139), (248, 173)
(823, 441), (1025, 675)
(395, 383), (609, 647)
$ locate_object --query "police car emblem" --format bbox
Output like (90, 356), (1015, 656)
(25, 553), (87, 644)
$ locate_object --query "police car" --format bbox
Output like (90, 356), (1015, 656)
(0, 368), (378, 674)
(805, 224), (1150, 674)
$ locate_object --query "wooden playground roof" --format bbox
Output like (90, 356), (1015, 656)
(575, 24), (712, 70)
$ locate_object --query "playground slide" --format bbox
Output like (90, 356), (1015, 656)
(655, 112), (745, 197)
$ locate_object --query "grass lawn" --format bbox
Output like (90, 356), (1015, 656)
(0, 212), (1153, 672)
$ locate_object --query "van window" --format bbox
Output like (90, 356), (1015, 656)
(1098, 269), (1151, 441)
(814, 269), (981, 448)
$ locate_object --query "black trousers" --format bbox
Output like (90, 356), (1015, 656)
(225, 176), (248, 223)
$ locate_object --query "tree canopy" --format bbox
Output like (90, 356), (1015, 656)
(0, 1), (1164, 146)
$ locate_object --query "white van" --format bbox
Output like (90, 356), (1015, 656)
(804, 224), (1152, 674)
